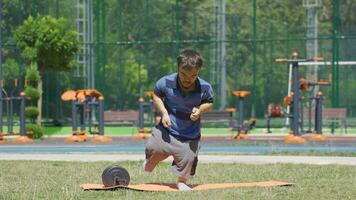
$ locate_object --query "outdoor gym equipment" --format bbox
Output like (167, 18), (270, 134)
(0, 79), (31, 143)
(299, 78), (330, 140)
(266, 103), (285, 133)
(231, 90), (256, 140)
(275, 52), (324, 143)
(132, 91), (159, 139)
(266, 78), (329, 138)
(61, 89), (112, 142)
(102, 165), (131, 187)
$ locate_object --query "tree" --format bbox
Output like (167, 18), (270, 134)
(14, 15), (79, 124)
(2, 58), (20, 82)
(24, 67), (44, 139)
(105, 51), (148, 110)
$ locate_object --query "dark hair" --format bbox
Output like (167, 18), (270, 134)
(177, 48), (203, 70)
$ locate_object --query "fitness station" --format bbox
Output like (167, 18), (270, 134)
(269, 52), (331, 143)
(0, 79), (32, 143)
(61, 89), (112, 142)
(231, 90), (256, 140)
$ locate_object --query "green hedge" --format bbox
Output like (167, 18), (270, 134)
(26, 123), (44, 139)
(25, 87), (41, 100)
(25, 106), (39, 120)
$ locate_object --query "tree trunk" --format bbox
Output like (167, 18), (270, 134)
(36, 79), (42, 125)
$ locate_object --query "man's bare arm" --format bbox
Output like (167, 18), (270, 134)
(152, 93), (171, 127)
(198, 102), (213, 114)
(190, 102), (213, 121)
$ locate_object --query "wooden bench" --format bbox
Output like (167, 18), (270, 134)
(104, 110), (138, 125)
(201, 110), (235, 127)
(103, 109), (236, 127)
(302, 108), (347, 133)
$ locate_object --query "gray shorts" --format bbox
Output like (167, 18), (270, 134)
(144, 125), (201, 179)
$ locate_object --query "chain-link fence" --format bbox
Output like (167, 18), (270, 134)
(1, 0), (356, 127)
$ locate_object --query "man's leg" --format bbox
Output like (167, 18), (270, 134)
(170, 138), (200, 191)
(144, 149), (168, 172)
(144, 126), (170, 172)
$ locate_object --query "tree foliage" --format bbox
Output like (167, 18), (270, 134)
(2, 0), (356, 118)
(2, 58), (20, 81)
(105, 50), (148, 110)
(14, 15), (79, 72)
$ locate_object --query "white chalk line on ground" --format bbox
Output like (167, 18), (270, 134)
(1, 153), (356, 165)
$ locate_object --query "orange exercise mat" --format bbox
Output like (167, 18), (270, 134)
(80, 181), (293, 192)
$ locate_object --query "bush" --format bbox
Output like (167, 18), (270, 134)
(25, 87), (41, 100)
(25, 106), (39, 120)
(26, 123), (44, 139)
(25, 66), (41, 87)
(3, 58), (20, 81)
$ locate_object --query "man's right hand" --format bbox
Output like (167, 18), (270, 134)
(161, 114), (172, 128)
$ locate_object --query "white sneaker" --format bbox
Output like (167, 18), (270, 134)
(177, 182), (192, 191)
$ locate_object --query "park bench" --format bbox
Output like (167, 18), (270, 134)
(104, 110), (138, 125)
(302, 107), (347, 133)
(103, 109), (236, 127)
(201, 110), (236, 127)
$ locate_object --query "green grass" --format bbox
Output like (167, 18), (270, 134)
(41, 126), (356, 137)
(43, 126), (139, 136)
(0, 160), (355, 199)
(5, 123), (355, 136)
(42, 126), (235, 136)
(4, 125), (354, 137)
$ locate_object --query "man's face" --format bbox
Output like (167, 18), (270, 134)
(178, 66), (200, 89)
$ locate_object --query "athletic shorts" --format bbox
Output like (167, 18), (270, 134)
(144, 125), (201, 179)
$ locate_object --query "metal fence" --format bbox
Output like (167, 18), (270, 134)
(1, 0), (356, 126)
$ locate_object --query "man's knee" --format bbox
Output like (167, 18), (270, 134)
(143, 156), (157, 172)
(173, 154), (198, 175)
(144, 162), (154, 172)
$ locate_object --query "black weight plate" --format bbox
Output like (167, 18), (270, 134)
(102, 165), (130, 187)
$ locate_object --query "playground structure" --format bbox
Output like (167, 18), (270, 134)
(274, 52), (330, 143)
(231, 90), (256, 140)
(0, 79), (32, 143)
(61, 89), (112, 142)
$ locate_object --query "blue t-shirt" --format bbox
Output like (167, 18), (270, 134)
(154, 73), (214, 139)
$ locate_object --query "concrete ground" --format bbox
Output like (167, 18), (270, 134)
(1, 153), (356, 165)
(1, 135), (356, 165)
(0, 153), (356, 165)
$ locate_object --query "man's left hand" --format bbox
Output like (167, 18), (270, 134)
(190, 107), (201, 121)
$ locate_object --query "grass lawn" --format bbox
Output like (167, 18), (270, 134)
(42, 126), (235, 136)
(43, 126), (139, 136)
(5, 124), (354, 137)
(42, 126), (356, 137)
(1, 160), (355, 199)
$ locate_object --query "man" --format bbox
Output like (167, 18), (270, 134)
(144, 48), (214, 191)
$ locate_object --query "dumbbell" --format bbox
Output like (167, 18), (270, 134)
(102, 165), (130, 187)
